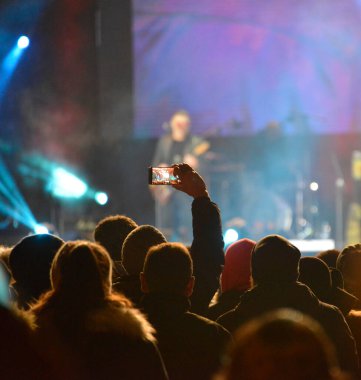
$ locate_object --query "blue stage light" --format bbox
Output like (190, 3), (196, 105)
(95, 192), (108, 205)
(34, 224), (49, 234)
(224, 228), (239, 246)
(17, 36), (30, 49)
(50, 167), (88, 199)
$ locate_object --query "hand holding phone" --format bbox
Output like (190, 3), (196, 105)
(172, 163), (209, 199)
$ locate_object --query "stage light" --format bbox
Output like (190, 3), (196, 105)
(336, 178), (345, 188)
(310, 182), (319, 191)
(17, 36), (30, 49)
(95, 192), (108, 205)
(1, 37), (30, 98)
(50, 167), (88, 199)
(34, 224), (49, 234)
(224, 228), (239, 246)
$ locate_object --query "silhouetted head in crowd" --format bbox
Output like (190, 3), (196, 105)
(337, 243), (361, 300)
(317, 249), (340, 269)
(94, 215), (138, 262)
(122, 225), (166, 276)
(251, 235), (301, 285)
(9, 234), (64, 308)
(141, 242), (194, 296)
(32, 241), (165, 379)
(49, 241), (114, 307)
(299, 257), (332, 302)
(221, 238), (255, 293)
(217, 309), (341, 380)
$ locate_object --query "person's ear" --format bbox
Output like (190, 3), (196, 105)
(140, 272), (149, 293)
(184, 276), (195, 297)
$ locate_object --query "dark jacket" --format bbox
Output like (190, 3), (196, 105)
(141, 293), (231, 380)
(113, 274), (143, 306)
(207, 290), (244, 321)
(217, 281), (359, 376)
(190, 196), (224, 315)
(32, 301), (168, 380)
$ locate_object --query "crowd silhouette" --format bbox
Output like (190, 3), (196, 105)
(1, 163), (361, 379)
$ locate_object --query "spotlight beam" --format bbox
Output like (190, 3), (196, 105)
(0, 36), (30, 101)
(0, 157), (35, 221)
(0, 155), (37, 229)
(0, 202), (35, 230)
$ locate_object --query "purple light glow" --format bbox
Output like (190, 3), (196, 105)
(133, 0), (361, 137)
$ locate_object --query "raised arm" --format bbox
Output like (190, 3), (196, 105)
(173, 164), (224, 315)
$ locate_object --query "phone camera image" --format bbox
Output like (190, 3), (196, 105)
(149, 167), (180, 185)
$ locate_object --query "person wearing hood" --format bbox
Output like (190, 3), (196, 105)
(207, 238), (255, 321)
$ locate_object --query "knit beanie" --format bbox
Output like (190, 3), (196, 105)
(251, 235), (300, 285)
(221, 238), (256, 293)
(121, 225), (166, 275)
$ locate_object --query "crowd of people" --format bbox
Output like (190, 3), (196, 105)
(1, 163), (361, 379)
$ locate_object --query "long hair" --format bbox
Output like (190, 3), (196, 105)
(32, 241), (131, 315)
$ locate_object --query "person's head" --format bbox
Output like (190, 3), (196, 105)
(121, 225), (166, 276)
(298, 257), (332, 302)
(221, 238), (256, 294)
(94, 215), (138, 262)
(251, 235), (301, 286)
(217, 309), (340, 380)
(337, 243), (361, 299)
(141, 242), (194, 296)
(9, 234), (64, 307)
(317, 250), (340, 269)
(169, 110), (191, 141)
(50, 241), (112, 303)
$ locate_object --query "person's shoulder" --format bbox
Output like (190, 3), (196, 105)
(158, 134), (172, 143)
(318, 300), (347, 320)
(316, 299), (353, 331)
(184, 311), (231, 336)
(86, 301), (156, 342)
(216, 307), (241, 334)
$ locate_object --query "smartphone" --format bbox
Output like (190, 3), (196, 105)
(148, 166), (180, 185)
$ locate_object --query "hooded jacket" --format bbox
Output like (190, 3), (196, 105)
(207, 238), (255, 320)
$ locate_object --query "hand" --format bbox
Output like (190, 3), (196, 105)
(172, 163), (209, 199)
(183, 154), (199, 170)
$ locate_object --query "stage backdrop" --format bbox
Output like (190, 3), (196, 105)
(133, 0), (361, 137)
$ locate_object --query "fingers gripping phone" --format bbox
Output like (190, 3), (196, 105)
(148, 167), (181, 185)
